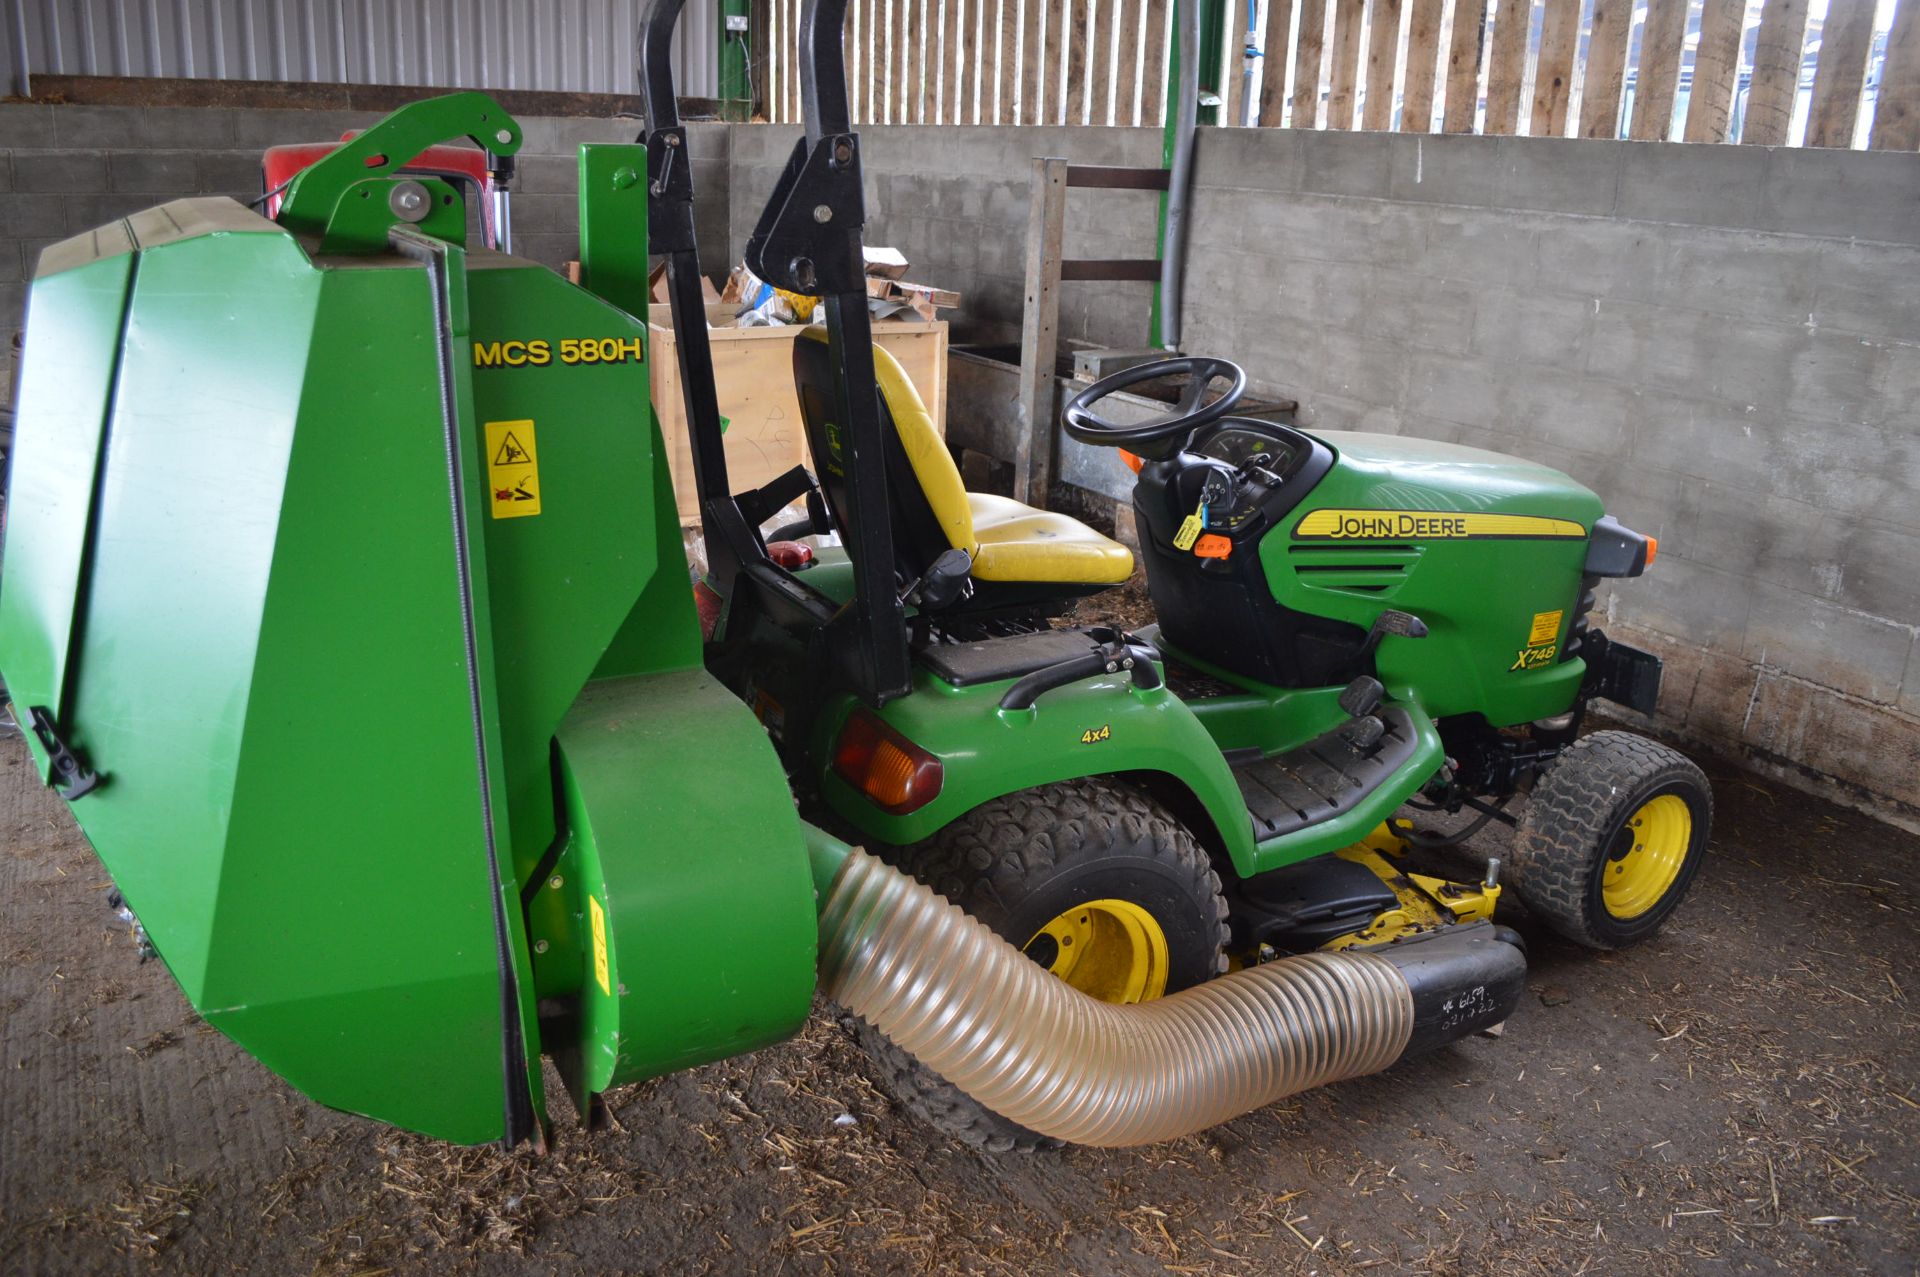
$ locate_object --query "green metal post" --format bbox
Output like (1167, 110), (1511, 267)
(1150, 8), (1182, 348)
(1196, 0), (1226, 125)
(719, 0), (753, 122)
(578, 143), (653, 317)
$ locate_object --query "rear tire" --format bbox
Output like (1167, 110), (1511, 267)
(1508, 730), (1712, 950)
(853, 777), (1228, 1152)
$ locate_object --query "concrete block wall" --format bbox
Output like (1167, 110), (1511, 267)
(732, 125), (1920, 830)
(0, 103), (730, 406)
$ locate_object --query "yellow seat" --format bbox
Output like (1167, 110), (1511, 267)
(863, 338), (1133, 587)
(966, 493), (1136, 584)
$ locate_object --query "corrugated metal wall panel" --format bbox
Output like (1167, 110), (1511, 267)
(3, 0), (722, 99)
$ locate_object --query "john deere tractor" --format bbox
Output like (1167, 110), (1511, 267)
(0, 0), (1709, 1153)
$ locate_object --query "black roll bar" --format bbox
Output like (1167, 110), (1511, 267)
(741, 0), (911, 703)
(638, 0), (910, 705)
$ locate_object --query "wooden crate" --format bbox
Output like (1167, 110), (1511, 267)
(647, 304), (949, 526)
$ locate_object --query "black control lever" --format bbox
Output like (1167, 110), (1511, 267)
(900, 548), (975, 611)
(1360, 609), (1429, 662)
(1000, 635), (1163, 711)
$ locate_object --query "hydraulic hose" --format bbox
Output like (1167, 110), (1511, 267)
(815, 845), (1424, 1147)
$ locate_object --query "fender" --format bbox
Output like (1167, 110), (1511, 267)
(814, 667), (1261, 875)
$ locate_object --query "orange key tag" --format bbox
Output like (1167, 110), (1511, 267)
(1194, 533), (1232, 559)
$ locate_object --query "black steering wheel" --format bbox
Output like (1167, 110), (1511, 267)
(1061, 356), (1248, 460)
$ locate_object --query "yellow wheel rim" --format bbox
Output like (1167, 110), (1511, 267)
(1023, 898), (1170, 1003)
(1602, 793), (1692, 920)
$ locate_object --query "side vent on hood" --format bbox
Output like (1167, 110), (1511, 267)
(1287, 543), (1423, 594)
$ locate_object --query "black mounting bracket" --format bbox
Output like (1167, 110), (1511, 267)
(744, 132), (867, 297)
(26, 706), (102, 799)
(644, 126), (697, 255)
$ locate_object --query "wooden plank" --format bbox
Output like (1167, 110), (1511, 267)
(849, 0), (862, 122)
(791, 0), (805, 123)
(890, 0), (906, 120)
(1807, 0), (1876, 145)
(872, 0), (886, 122)
(1327, 0), (1365, 127)
(1017, 156), (1068, 508)
(798, 0), (811, 123)
(1528, 0), (1579, 134)
(1293, 0), (1329, 126)
(1482, 0), (1532, 134)
(1442, 0), (1487, 130)
(972, 0), (989, 121)
(1870, 0), (1920, 147)
(1400, 0), (1446, 131)
(1023, 0), (1046, 123)
(1143, 0), (1172, 126)
(1114, 0), (1142, 124)
(1066, 164), (1174, 188)
(751, 0), (771, 120)
(862, 0), (877, 122)
(1741, 0), (1810, 144)
(1629, 0), (1688, 140)
(1048, 0), (1071, 122)
(990, 0), (1006, 120)
(1362, 0), (1406, 129)
(1089, 0), (1113, 123)
(775, 0), (788, 122)
(1066, 0), (1090, 124)
(945, 0), (965, 123)
(1258, 0), (1298, 124)
(768, 0), (782, 122)
(860, 0), (875, 121)
(1683, 0), (1746, 140)
(1224, 0), (1253, 124)
(923, 0), (943, 122)
(1060, 258), (1165, 280)
(998, 0), (1013, 121)
(1578, 0), (1632, 136)
(894, 0), (909, 122)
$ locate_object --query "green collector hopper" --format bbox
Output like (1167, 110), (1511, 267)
(0, 96), (819, 1145)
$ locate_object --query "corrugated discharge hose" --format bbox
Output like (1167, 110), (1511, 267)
(816, 845), (1416, 1147)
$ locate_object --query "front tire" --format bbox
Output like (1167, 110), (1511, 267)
(1508, 730), (1712, 949)
(853, 777), (1229, 1151)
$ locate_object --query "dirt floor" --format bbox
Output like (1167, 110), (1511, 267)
(3, 678), (1918, 1275)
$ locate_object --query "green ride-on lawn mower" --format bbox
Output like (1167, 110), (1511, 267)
(0, 0), (1709, 1154)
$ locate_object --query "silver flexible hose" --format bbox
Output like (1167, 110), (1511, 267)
(818, 847), (1416, 1147)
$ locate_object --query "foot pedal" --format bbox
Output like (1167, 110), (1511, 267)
(1338, 675), (1384, 719)
(1334, 715), (1386, 755)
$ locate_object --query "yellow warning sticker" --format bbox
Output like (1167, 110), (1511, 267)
(485, 419), (541, 519)
(588, 894), (611, 996)
(1528, 609), (1564, 645)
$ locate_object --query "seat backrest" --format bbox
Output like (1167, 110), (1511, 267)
(792, 327), (975, 585)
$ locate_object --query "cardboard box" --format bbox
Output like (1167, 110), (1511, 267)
(647, 304), (950, 527)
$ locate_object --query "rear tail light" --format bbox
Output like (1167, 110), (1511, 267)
(692, 580), (723, 641)
(833, 709), (943, 815)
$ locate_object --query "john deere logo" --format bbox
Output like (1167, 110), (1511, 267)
(1296, 509), (1587, 541)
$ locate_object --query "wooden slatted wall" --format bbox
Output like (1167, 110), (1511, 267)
(758, 0), (1920, 148)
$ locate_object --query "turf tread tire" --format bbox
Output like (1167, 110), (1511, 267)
(852, 777), (1228, 1152)
(1508, 730), (1712, 951)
